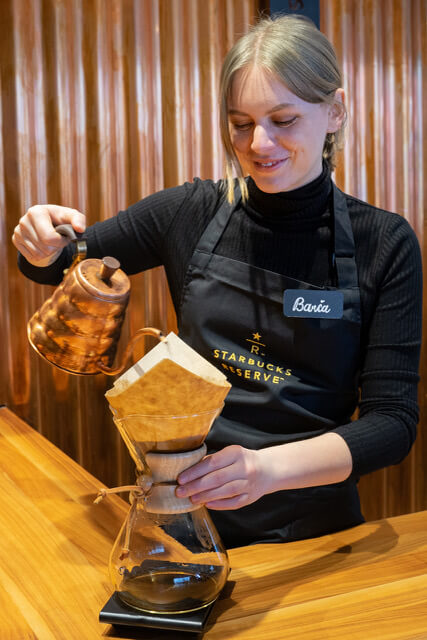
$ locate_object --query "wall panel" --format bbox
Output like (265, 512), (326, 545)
(0, 0), (260, 488)
(321, 0), (426, 520)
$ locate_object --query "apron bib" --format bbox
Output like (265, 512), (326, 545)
(178, 184), (364, 547)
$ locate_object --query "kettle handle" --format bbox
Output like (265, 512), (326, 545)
(55, 223), (81, 241)
(55, 224), (87, 264)
(96, 327), (167, 376)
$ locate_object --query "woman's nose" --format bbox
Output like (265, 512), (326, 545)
(251, 124), (275, 153)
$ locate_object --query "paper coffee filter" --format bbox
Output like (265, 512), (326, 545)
(107, 358), (230, 417)
(108, 332), (227, 395)
(105, 332), (230, 449)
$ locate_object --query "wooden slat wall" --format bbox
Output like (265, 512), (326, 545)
(0, 0), (260, 488)
(0, 0), (425, 522)
(321, 0), (426, 519)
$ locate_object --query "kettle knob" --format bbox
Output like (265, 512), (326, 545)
(100, 256), (121, 284)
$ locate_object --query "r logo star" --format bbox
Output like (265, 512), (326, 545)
(253, 332), (261, 341)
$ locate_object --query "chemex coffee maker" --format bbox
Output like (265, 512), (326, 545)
(27, 227), (231, 634)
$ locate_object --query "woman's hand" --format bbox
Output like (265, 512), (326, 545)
(176, 433), (353, 511)
(12, 204), (86, 267)
(176, 445), (271, 510)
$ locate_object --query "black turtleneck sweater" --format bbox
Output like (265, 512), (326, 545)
(19, 165), (422, 479)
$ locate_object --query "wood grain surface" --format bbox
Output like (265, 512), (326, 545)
(0, 406), (426, 639)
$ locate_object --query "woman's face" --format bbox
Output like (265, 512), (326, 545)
(228, 66), (344, 193)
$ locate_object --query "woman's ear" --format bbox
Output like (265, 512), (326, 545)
(327, 88), (346, 133)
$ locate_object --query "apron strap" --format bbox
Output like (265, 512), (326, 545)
(192, 181), (358, 290)
(332, 184), (359, 289)
(190, 185), (241, 269)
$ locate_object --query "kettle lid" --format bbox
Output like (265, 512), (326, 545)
(76, 257), (130, 302)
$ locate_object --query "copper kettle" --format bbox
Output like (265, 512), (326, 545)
(27, 225), (162, 376)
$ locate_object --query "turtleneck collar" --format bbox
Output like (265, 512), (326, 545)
(245, 161), (332, 223)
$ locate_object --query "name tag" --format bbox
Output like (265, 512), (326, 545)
(283, 289), (343, 319)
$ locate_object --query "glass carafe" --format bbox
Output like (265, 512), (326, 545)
(108, 411), (229, 614)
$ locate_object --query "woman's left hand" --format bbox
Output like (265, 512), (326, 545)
(176, 445), (269, 510)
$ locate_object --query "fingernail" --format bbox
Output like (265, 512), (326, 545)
(176, 487), (186, 497)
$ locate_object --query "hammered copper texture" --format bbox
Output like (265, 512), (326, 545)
(27, 258), (130, 374)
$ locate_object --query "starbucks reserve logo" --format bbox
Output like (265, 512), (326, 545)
(212, 332), (292, 385)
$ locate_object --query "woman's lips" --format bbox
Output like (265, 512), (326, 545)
(253, 158), (288, 172)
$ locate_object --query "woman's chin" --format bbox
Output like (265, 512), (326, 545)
(250, 177), (293, 194)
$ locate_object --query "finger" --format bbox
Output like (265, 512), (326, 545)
(184, 479), (246, 504)
(12, 234), (40, 262)
(24, 205), (85, 244)
(42, 204), (86, 233)
(13, 233), (62, 266)
(178, 448), (238, 484)
(21, 208), (68, 250)
(13, 223), (57, 259)
(14, 223), (65, 258)
(176, 464), (240, 498)
(177, 454), (220, 484)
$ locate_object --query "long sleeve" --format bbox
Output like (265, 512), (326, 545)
(333, 208), (422, 476)
(17, 179), (221, 310)
(17, 177), (422, 478)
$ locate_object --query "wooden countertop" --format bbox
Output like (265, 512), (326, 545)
(0, 405), (426, 639)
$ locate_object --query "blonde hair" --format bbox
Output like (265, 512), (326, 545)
(219, 14), (346, 202)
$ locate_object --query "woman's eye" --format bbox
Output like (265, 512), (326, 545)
(274, 117), (297, 127)
(231, 117), (297, 131)
(232, 122), (253, 131)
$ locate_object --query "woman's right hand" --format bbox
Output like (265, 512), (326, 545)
(12, 204), (86, 267)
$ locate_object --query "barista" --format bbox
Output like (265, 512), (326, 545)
(12, 15), (422, 548)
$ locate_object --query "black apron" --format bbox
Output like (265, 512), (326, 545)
(178, 183), (364, 548)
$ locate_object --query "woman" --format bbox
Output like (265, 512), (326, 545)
(12, 15), (422, 548)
